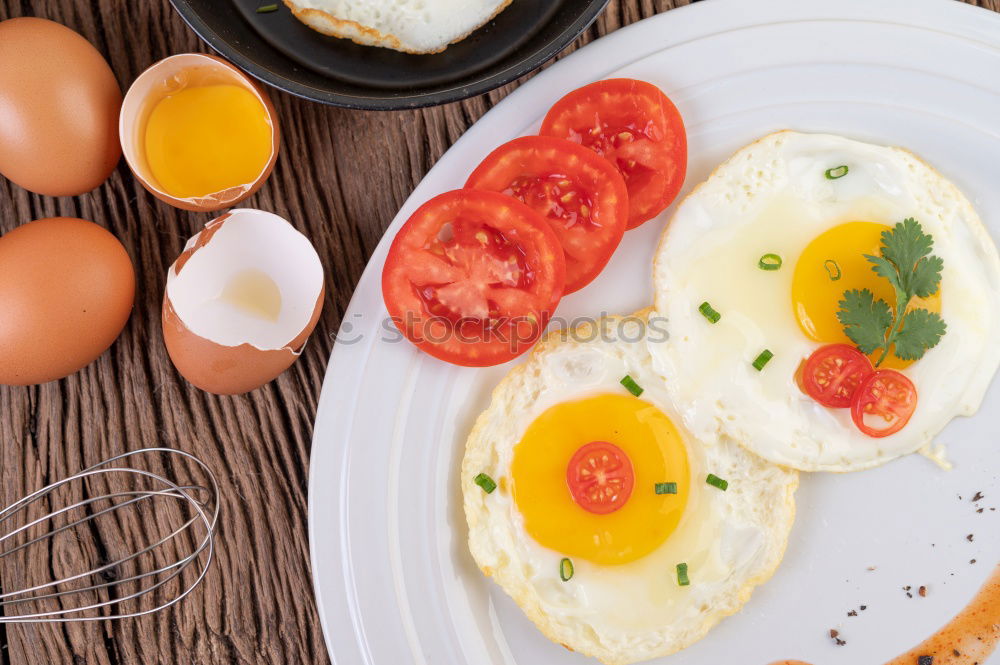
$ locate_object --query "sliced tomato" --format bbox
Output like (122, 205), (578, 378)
(539, 78), (687, 229)
(566, 441), (634, 515)
(802, 344), (874, 408)
(851, 369), (918, 438)
(381, 189), (565, 367)
(465, 136), (628, 294)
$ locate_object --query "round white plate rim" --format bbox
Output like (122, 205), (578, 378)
(309, 1), (1000, 664)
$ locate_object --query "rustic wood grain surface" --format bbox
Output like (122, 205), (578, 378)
(0, 0), (997, 663)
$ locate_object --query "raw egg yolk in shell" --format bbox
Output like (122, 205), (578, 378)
(511, 394), (690, 566)
(791, 221), (941, 369)
(144, 83), (272, 199)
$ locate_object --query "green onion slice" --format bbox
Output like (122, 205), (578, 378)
(474, 473), (497, 494)
(758, 253), (782, 271)
(706, 474), (729, 491)
(752, 349), (774, 372)
(620, 375), (644, 397)
(825, 165), (849, 179)
(676, 562), (690, 586)
(559, 557), (574, 582)
(256, 4), (279, 12)
(655, 482), (678, 495)
(824, 259), (842, 281)
(698, 301), (721, 324)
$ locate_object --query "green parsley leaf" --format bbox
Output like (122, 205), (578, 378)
(909, 254), (943, 299)
(892, 309), (947, 360)
(837, 289), (892, 354)
(878, 218), (936, 294)
(839, 218), (947, 366)
(864, 254), (903, 293)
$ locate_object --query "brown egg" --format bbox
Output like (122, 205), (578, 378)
(162, 210), (323, 395)
(0, 217), (135, 385)
(0, 18), (122, 197)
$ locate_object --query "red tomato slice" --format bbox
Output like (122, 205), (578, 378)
(540, 78), (687, 229)
(466, 136), (628, 294)
(381, 189), (565, 367)
(566, 441), (634, 515)
(851, 369), (918, 438)
(802, 344), (874, 408)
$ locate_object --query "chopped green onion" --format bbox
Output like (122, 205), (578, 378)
(256, 4), (279, 12)
(620, 374), (643, 397)
(676, 562), (690, 586)
(559, 557), (574, 582)
(474, 473), (497, 494)
(706, 474), (729, 491)
(825, 165), (849, 179)
(655, 482), (678, 495)
(698, 301), (721, 324)
(824, 259), (842, 281)
(752, 349), (774, 372)
(758, 253), (782, 271)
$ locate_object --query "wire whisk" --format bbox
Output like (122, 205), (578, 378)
(0, 447), (219, 623)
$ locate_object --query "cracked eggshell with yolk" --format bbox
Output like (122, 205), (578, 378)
(119, 53), (280, 213)
(162, 209), (324, 395)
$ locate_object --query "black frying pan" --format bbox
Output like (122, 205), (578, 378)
(169, 0), (609, 110)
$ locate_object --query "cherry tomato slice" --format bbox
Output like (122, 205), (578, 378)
(566, 441), (634, 515)
(381, 189), (565, 367)
(466, 136), (628, 294)
(802, 344), (874, 408)
(540, 78), (687, 229)
(851, 369), (918, 438)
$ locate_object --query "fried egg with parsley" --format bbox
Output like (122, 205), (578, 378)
(651, 131), (1000, 472)
(462, 313), (798, 665)
(283, 0), (512, 54)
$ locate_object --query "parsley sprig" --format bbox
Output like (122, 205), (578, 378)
(836, 218), (946, 366)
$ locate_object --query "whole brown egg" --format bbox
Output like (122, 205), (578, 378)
(0, 217), (135, 385)
(0, 18), (122, 197)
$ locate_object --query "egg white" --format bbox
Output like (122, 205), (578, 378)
(283, 0), (512, 54)
(462, 313), (798, 665)
(651, 131), (1000, 472)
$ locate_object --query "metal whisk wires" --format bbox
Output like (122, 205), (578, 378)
(0, 447), (219, 622)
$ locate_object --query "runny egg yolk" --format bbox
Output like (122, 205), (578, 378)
(510, 394), (689, 566)
(144, 84), (272, 199)
(791, 221), (941, 369)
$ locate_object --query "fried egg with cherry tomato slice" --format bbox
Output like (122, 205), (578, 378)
(462, 313), (797, 665)
(651, 131), (1000, 472)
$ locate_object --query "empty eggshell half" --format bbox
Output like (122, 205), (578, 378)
(119, 53), (280, 212)
(163, 209), (324, 395)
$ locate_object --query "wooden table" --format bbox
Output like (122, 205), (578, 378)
(0, 0), (996, 663)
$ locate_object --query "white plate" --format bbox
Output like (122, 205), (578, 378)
(309, 1), (1000, 663)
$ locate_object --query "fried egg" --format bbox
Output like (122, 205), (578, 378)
(651, 131), (1000, 472)
(462, 313), (798, 665)
(283, 0), (512, 54)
